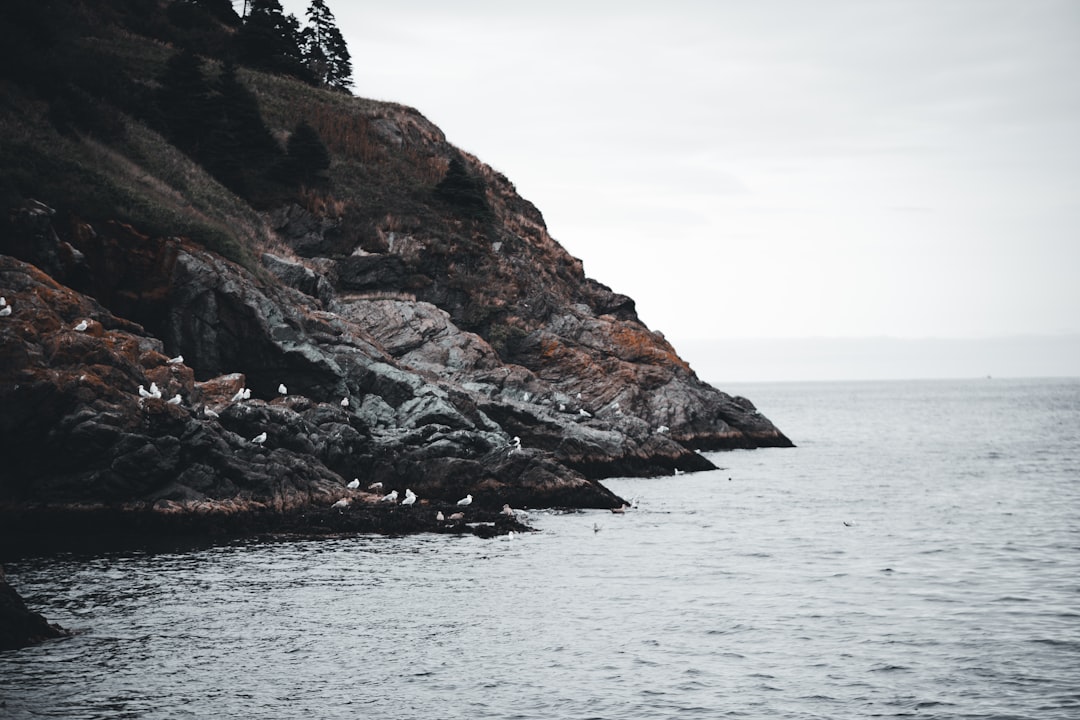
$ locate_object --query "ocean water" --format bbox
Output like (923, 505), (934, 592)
(2, 377), (1078, 719)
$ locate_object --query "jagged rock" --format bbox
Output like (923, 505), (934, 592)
(0, 569), (69, 651)
(260, 252), (334, 306)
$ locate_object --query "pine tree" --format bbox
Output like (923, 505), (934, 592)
(283, 120), (331, 185)
(302, 0), (352, 91)
(205, 60), (282, 194)
(235, 0), (311, 82)
(156, 49), (213, 154)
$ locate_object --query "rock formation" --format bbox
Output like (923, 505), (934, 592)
(0, 2), (790, 550)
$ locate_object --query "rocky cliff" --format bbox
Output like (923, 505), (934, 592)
(0, 3), (791, 553)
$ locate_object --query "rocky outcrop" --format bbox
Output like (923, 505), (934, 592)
(0, 59), (790, 556)
(0, 569), (68, 651)
(1, 179), (790, 541)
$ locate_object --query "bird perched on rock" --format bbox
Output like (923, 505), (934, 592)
(457, 494), (473, 507)
(138, 385), (153, 399)
(578, 408), (592, 418)
(204, 407), (219, 419)
(278, 383), (288, 396)
(448, 512), (464, 521)
(402, 490), (417, 506)
(501, 504), (514, 516)
(0, 305), (12, 317)
(148, 382), (162, 399)
(74, 320), (88, 332)
(346, 478), (360, 489)
(367, 481), (383, 491)
(331, 498), (350, 510)
(0, 297), (6, 306)
(167, 394), (182, 405)
(507, 436), (522, 455)
(167, 355), (184, 365)
(251, 432), (267, 444)
(340, 397), (349, 407)
(379, 490), (399, 503)
(230, 387), (247, 403)
(436, 511), (445, 521)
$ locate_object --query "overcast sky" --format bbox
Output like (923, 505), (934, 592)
(278, 1), (1079, 378)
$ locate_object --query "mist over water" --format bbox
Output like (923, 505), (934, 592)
(3, 378), (1078, 719)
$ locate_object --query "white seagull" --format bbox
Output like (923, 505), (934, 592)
(230, 387), (247, 403)
(138, 385), (153, 399)
(167, 394), (182, 405)
(436, 511), (445, 521)
(340, 397), (349, 407)
(167, 355), (184, 365)
(367, 481), (383, 491)
(448, 512), (464, 521)
(346, 478), (360, 489)
(0, 305), (12, 317)
(507, 436), (522, 455)
(251, 431), (267, 444)
(204, 407), (219, 419)
(578, 408), (592, 418)
(331, 498), (350, 509)
(0, 297), (6, 306)
(456, 494), (473, 507)
(148, 382), (162, 399)
(242, 388), (251, 400)
(74, 320), (89, 332)
(501, 504), (514, 516)
(278, 383), (288, 396)
(379, 490), (399, 503)
(401, 491), (417, 506)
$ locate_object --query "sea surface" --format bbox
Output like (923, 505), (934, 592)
(2, 377), (1078, 719)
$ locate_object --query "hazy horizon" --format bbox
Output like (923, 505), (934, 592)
(675, 333), (1080, 383)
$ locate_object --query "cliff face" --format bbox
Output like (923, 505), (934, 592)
(0, 5), (790, 542)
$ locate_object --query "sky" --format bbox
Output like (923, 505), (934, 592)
(277, 1), (1080, 380)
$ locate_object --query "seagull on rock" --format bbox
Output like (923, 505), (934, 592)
(230, 387), (247, 403)
(402, 490), (417, 506)
(457, 494), (473, 507)
(449, 512), (464, 521)
(167, 355), (184, 365)
(0, 305), (12, 317)
(340, 397), (349, 407)
(346, 478), (360, 489)
(379, 490), (399, 503)
(436, 511), (445, 521)
(74, 320), (88, 332)
(507, 436), (522, 455)
(167, 394), (182, 405)
(0, 297), (6, 307)
(148, 382), (162, 399)
(138, 385), (153, 399)
(368, 481), (383, 491)
(332, 498), (350, 510)
(251, 432), (267, 444)
(578, 408), (592, 418)
(278, 383), (288, 396)
(501, 504), (514, 516)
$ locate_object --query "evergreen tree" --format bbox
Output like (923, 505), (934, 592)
(301, 0), (352, 91)
(436, 158), (490, 216)
(283, 120), (331, 185)
(156, 49), (213, 153)
(235, 0), (311, 82)
(206, 60), (282, 194)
